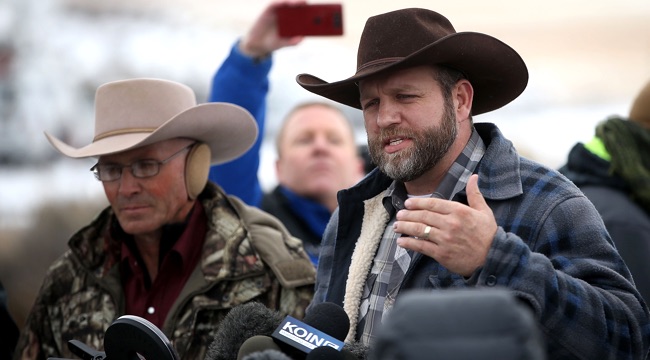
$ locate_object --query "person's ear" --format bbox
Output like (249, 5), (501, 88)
(274, 157), (283, 183)
(454, 80), (474, 120)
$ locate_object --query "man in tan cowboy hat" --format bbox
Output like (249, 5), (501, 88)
(297, 8), (650, 359)
(13, 78), (315, 360)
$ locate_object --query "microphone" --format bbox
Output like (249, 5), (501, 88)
(46, 340), (106, 360)
(271, 302), (350, 359)
(237, 335), (284, 360)
(104, 315), (179, 360)
(301, 302), (349, 342)
(305, 345), (364, 360)
(47, 315), (179, 360)
(306, 346), (345, 360)
(342, 341), (369, 360)
(367, 288), (546, 360)
(205, 302), (285, 360)
(241, 348), (292, 360)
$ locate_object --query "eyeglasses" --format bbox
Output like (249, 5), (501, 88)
(90, 144), (193, 182)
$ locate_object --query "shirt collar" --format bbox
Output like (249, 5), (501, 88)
(111, 202), (206, 273)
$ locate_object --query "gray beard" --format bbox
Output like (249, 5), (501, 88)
(369, 105), (458, 183)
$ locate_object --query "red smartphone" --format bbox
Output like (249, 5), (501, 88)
(275, 3), (343, 37)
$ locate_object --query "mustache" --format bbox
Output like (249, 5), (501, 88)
(114, 195), (152, 209)
(374, 127), (417, 143)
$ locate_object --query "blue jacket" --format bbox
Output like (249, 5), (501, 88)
(207, 42), (269, 207)
(206, 42), (328, 265)
(313, 123), (650, 359)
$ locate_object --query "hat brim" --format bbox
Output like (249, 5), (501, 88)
(296, 32), (528, 115)
(45, 102), (258, 165)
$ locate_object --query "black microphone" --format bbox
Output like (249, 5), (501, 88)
(301, 302), (349, 342)
(241, 348), (292, 360)
(237, 335), (284, 360)
(367, 288), (546, 360)
(306, 346), (345, 360)
(270, 302), (350, 359)
(306, 345), (364, 360)
(47, 315), (179, 360)
(342, 341), (369, 360)
(46, 340), (107, 360)
(104, 315), (180, 360)
(205, 302), (285, 360)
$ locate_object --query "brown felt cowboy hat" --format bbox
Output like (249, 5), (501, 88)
(45, 78), (258, 165)
(296, 8), (528, 115)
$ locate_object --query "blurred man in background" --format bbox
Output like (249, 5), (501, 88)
(207, 1), (366, 266)
(560, 80), (650, 306)
(14, 78), (315, 360)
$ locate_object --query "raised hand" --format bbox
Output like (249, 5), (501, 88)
(394, 174), (497, 277)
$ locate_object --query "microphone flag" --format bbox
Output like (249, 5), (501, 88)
(271, 316), (345, 354)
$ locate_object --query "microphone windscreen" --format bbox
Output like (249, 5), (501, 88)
(206, 302), (285, 360)
(342, 341), (369, 359)
(368, 289), (546, 360)
(306, 346), (344, 360)
(303, 302), (350, 341)
(241, 349), (293, 360)
(238, 336), (283, 360)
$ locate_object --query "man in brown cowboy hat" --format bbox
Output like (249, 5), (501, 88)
(297, 8), (650, 359)
(13, 78), (315, 360)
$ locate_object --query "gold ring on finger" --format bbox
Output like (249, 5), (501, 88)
(422, 225), (432, 239)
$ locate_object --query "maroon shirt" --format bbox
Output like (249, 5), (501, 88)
(116, 202), (207, 328)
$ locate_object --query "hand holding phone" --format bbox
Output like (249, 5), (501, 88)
(275, 3), (343, 37)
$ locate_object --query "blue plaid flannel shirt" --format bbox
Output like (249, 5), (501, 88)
(312, 123), (650, 359)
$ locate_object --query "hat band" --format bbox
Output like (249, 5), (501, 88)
(93, 127), (156, 141)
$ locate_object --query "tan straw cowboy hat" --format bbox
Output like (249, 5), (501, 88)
(45, 78), (258, 165)
(296, 8), (529, 115)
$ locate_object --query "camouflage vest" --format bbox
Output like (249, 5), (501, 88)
(14, 183), (315, 360)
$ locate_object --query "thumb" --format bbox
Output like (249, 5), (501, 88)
(466, 174), (489, 212)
